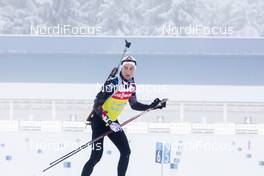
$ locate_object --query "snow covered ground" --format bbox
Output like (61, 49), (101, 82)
(0, 0), (264, 36)
(0, 130), (263, 176)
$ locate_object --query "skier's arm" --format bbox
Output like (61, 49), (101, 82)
(93, 77), (117, 116)
(129, 93), (167, 111)
(129, 92), (150, 111)
(93, 77), (122, 132)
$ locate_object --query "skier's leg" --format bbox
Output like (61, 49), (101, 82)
(81, 137), (104, 176)
(81, 115), (106, 176)
(108, 130), (131, 176)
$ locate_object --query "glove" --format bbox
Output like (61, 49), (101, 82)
(102, 110), (122, 132)
(109, 122), (122, 132)
(102, 110), (111, 124)
(149, 98), (166, 109)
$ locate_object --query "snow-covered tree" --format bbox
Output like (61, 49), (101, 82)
(0, 0), (263, 36)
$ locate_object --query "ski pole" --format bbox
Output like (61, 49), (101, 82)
(50, 98), (168, 166)
(43, 98), (168, 172)
(45, 108), (152, 172)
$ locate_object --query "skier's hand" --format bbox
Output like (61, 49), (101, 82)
(149, 98), (166, 109)
(102, 111), (122, 132)
(101, 110), (112, 124)
(109, 122), (122, 132)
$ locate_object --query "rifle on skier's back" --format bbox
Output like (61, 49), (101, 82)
(85, 40), (132, 125)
